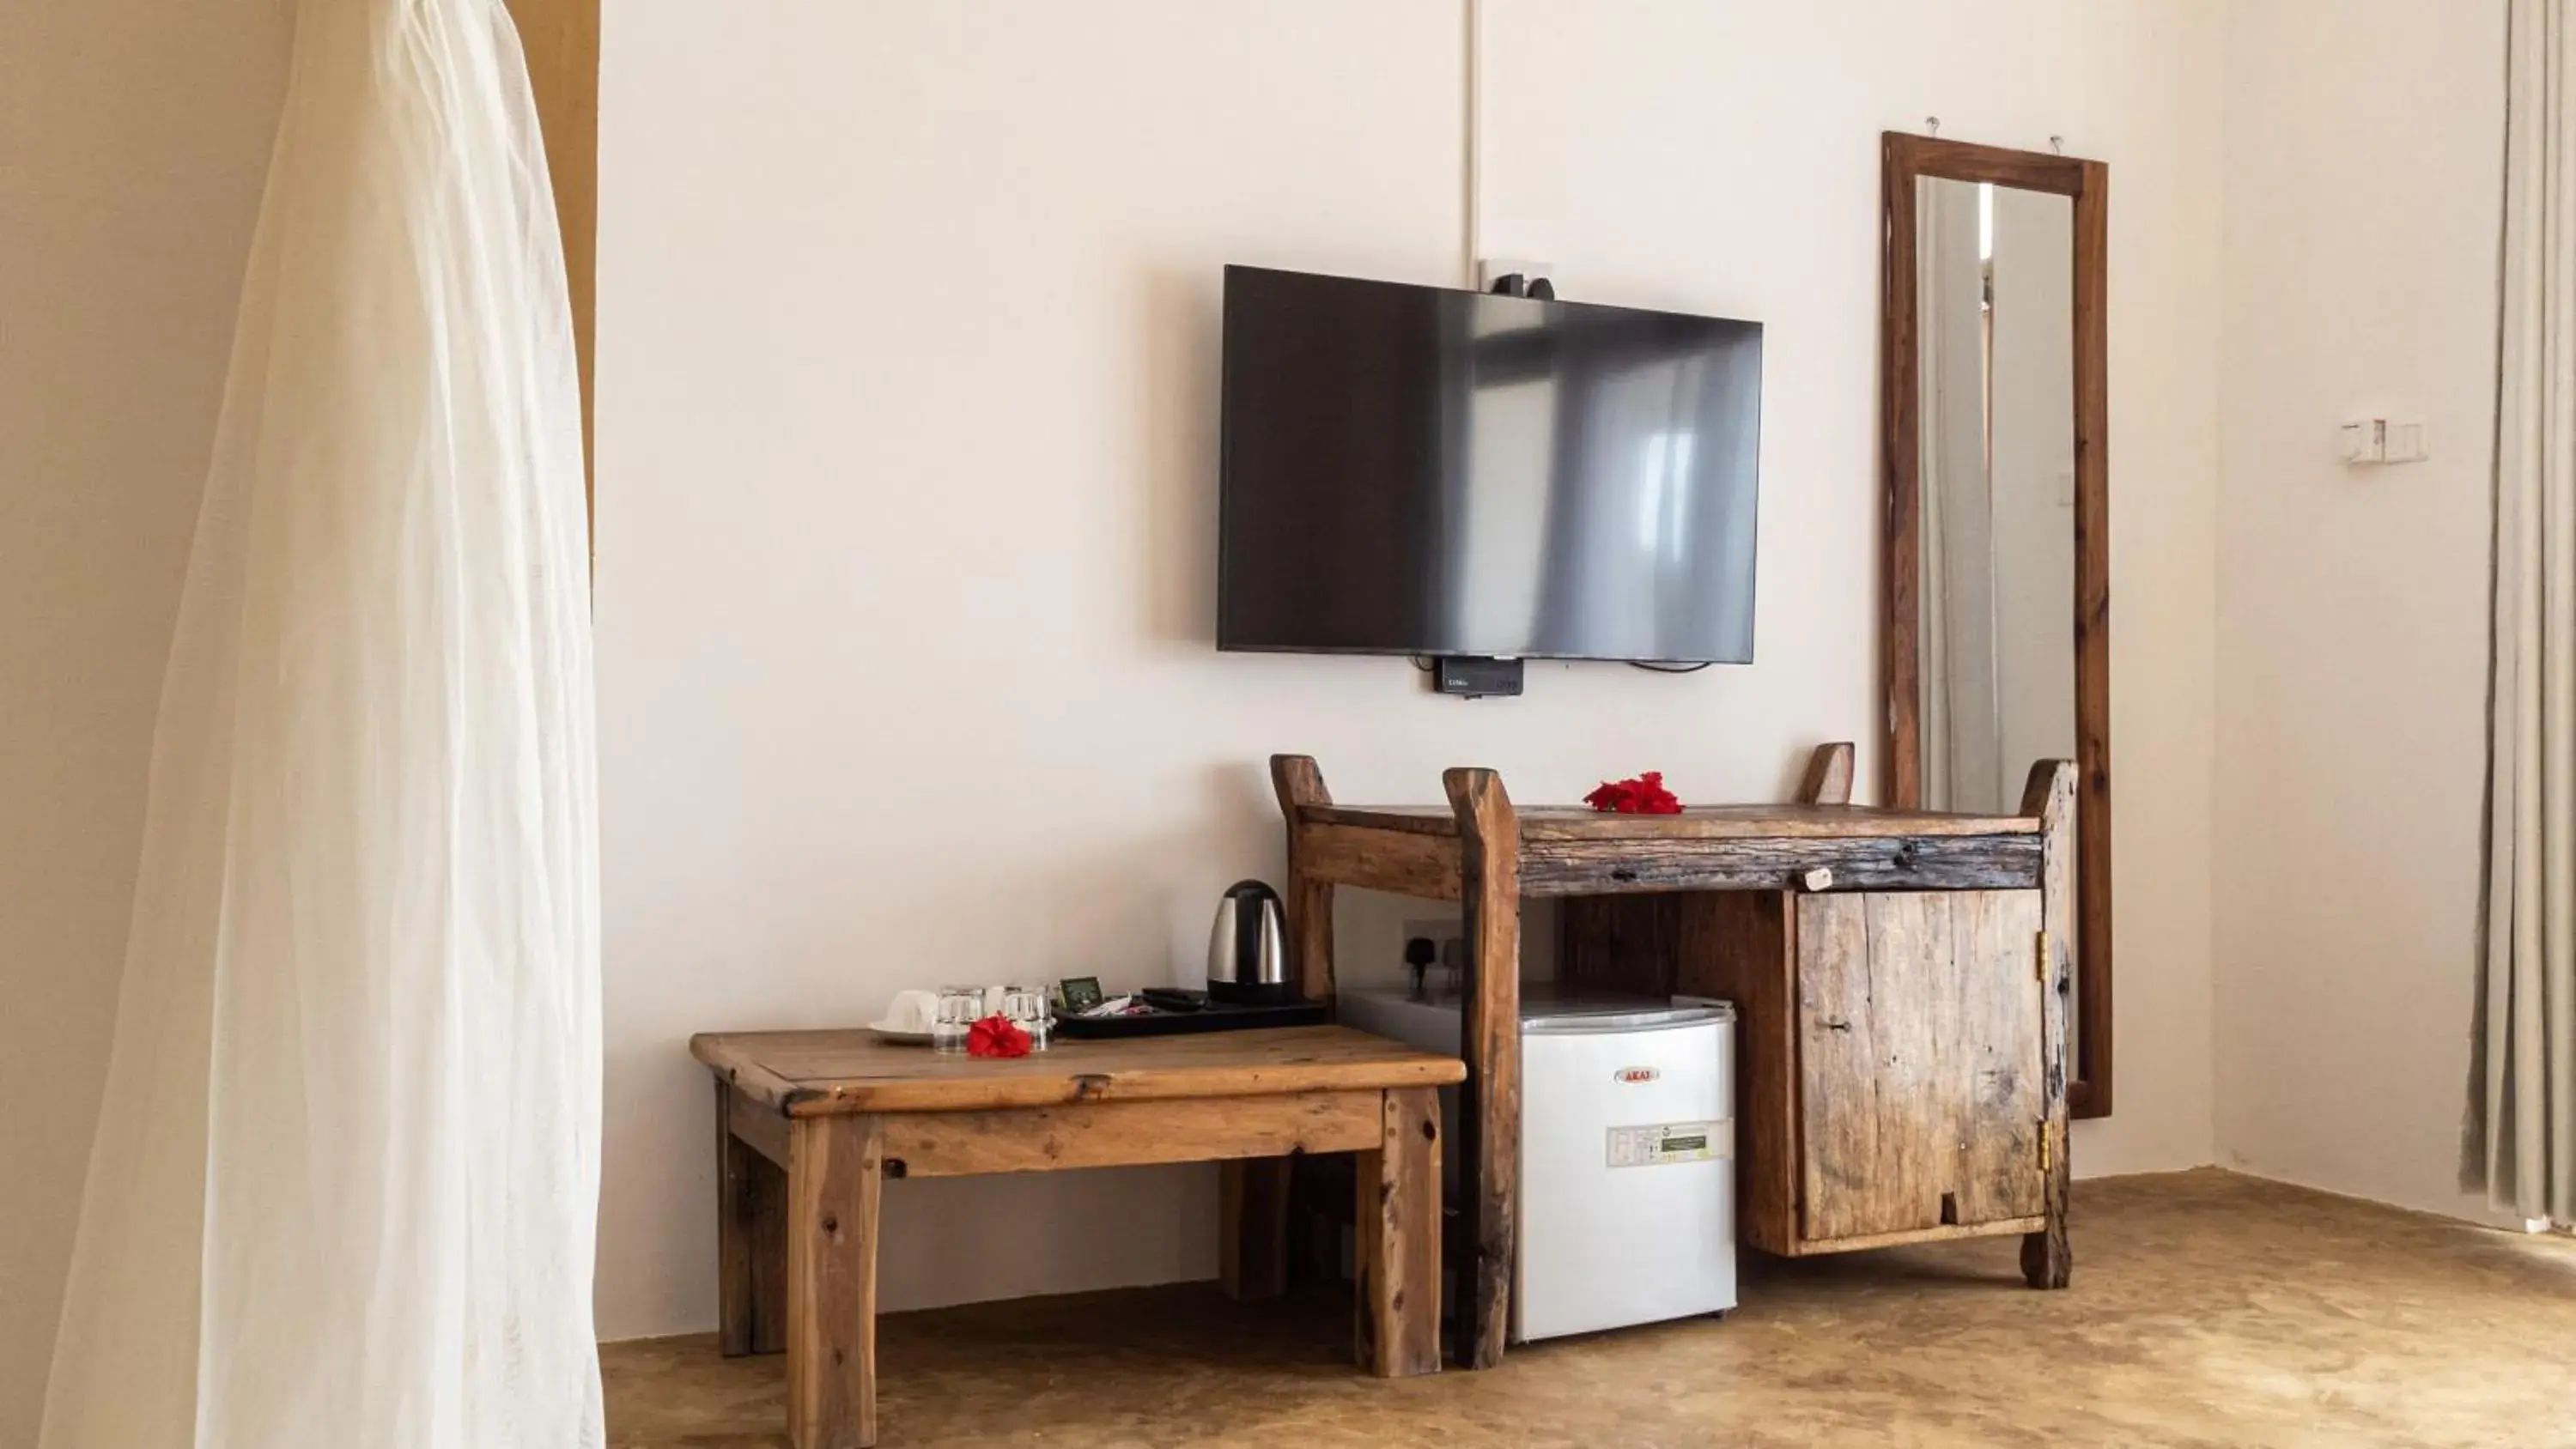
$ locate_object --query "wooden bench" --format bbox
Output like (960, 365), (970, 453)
(690, 1025), (1466, 1449)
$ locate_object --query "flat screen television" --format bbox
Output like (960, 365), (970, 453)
(1217, 265), (1763, 664)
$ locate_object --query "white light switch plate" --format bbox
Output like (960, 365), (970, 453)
(2384, 418), (2429, 464)
(2339, 415), (2430, 468)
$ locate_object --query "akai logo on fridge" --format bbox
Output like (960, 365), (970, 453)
(1613, 1067), (1660, 1085)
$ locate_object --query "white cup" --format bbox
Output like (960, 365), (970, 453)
(885, 989), (940, 1034)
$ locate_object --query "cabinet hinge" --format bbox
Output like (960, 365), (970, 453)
(2039, 1125), (2052, 1174)
(2035, 930), (2050, 982)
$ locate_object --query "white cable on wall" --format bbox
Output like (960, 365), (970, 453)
(1463, 0), (1484, 288)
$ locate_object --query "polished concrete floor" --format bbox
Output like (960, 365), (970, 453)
(605, 1170), (2576, 1448)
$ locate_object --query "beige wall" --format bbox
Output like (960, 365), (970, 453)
(2213, 0), (2514, 1222)
(0, 0), (286, 1437)
(592, 0), (2227, 1341)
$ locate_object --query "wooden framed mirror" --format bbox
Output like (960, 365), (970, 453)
(1880, 132), (2111, 1119)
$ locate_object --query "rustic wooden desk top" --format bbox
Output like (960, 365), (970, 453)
(1305, 801), (2039, 840)
(692, 1024), (1465, 1118)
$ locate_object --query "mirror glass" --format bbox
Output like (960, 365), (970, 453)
(1912, 177), (2077, 817)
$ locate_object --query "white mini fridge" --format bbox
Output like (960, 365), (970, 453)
(1338, 987), (1737, 1342)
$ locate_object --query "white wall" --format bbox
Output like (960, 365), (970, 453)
(0, 1), (285, 1437)
(2213, 0), (2513, 1222)
(594, 0), (2227, 1341)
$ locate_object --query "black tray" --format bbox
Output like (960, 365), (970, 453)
(1052, 994), (1328, 1040)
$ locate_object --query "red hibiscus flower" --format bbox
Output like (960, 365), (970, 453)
(1585, 770), (1683, 815)
(967, 1014), (1034, 1058)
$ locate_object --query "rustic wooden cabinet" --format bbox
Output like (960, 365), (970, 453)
(1546, 777), (2071, 1266)
(1266, 744), (2075, 1368)
(1564, 883), (2054, 1258)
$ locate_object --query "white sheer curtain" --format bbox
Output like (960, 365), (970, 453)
(2477, 0), (2576, 1228)
(38, 1), (603, 1444)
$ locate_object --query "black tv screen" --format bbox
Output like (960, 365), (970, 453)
(1217, 265), (1762, 664)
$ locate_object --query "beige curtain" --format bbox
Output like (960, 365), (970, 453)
(2476, 0), (2576, 1227)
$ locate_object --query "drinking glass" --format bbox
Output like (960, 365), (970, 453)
(999, 983), (1052, 1051)
(932, 985), (986, 1054)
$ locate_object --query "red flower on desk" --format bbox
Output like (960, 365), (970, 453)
(1585, 771), (1683, 815)
(967, 1014), (1033, 1058)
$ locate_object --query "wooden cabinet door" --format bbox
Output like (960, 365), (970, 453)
(1795, 890), (2047, 1243)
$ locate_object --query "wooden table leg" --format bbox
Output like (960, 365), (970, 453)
(1357, 1086), (1443, 1377)
(718, 1083), (788, 1356)
(788, 1114), (884, 1449)
(1444, 767), (1521, 1370)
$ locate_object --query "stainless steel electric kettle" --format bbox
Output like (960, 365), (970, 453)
(1206, 880), (1294, 1004)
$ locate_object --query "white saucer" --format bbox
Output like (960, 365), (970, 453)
(866, 1022), (935, 1046)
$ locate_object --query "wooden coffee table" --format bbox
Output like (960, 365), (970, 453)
(690, 1024), (1466, 1449)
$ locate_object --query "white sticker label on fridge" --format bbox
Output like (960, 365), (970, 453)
(1607, 1120), (1730, 1167)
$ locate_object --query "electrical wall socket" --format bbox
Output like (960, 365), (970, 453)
(1401, 917), (1466, 979)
